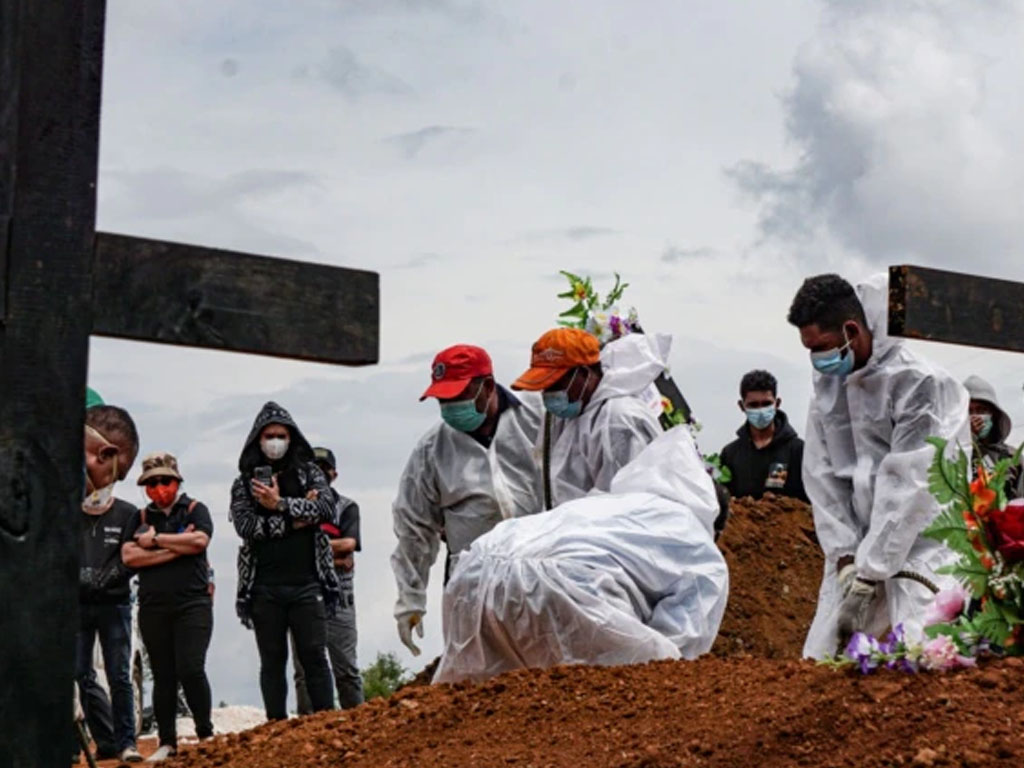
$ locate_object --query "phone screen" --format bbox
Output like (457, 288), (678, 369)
(254, 466), (273, 485)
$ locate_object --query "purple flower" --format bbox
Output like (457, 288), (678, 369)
(845, 632), (880, 673)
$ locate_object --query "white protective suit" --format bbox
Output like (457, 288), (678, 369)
(802, 274), (971, 659)
(546, 333), (669, 507)
(434, 425), (728, 683)
(391, 388), (545, 621)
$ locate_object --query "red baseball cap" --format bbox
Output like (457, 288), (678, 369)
(420, 345), (494, 401)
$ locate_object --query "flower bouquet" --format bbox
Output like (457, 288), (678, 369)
(826, 438), (1024, 673)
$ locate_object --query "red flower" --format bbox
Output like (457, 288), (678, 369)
(971, 472), (998, 518)
(988, 499), (1024, 564)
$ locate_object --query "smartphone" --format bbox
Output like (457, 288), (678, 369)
(253, 466), (273, 485)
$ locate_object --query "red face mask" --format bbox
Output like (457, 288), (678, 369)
(145, 480), (180, 508)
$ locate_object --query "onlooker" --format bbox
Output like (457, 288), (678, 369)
(511, 329), (665, 507)
(231, 402), (339, 720)
(121, 453), (214, 762)
(293, 447), (364, 712)
(392, 345), (544, 657)
(965, 375), (1022, 498)
(720, 370), (808, 502)
(77, 405), (142, 763)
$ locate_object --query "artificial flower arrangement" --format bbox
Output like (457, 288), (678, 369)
(555, 271), (732, 485)
(827, 439), (1024, 673)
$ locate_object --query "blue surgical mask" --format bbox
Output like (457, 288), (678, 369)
(746, 405), (776, 430)
(543, 390), (584, 419)
(975, 413), (994, 441)
(440, 382), (487, 433)
(543, 368), (588, 419)
(810, 332), (855, 377)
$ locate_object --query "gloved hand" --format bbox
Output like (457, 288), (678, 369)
(397, 612), (424, 656)
(836, 578), (878, 646)
(837, 562), (858, 597)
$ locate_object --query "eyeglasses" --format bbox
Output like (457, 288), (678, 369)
(144, 477), (177, 488)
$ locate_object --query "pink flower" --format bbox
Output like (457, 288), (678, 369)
(919, 635), (976, 671)
(923, 585), (971, 627)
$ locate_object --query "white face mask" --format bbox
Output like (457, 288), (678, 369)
(261, 437), (290, 461)
(83, 483), (115, 514)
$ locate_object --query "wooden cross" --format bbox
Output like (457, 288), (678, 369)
(889, 265), (1024, 354)
(1, 4), (379, 765)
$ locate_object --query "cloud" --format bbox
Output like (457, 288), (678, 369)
(318, 46), (413, 99)
(519, 226), (618, 244)
(385, 125), (475, 159)
(730, 0), (1024, 273)
(661, 245), (716, 264)
(394, 252), (444, 269)
(98, 168), (321, 256)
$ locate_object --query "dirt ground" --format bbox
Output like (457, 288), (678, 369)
(167, 656), (1024, 768)
(166, 494), (1022, 768)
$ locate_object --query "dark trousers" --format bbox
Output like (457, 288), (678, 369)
(293, 574), (363, 712)
(139, 597), (214, 748)
(74, 602), (135, 754)
(251, 583), (333, 719)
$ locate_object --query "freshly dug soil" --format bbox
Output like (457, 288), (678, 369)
(712, 493), (822, 658)
(167, 656), (1024, 768)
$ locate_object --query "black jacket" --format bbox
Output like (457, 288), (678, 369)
(720, 410), (809, 503)
(80, 498), (136, 604)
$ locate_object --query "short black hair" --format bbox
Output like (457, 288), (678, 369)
(85, 405), (140, 458)
(740, 370), (777, 398)
(787, 274), (867, 331)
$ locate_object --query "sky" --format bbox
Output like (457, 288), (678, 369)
(89, 0), (1024, 708)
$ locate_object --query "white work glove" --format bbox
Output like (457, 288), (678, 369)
(836, 577), (878, 646)
(397, 612), (424, 657)
(837, 562), (858, 597)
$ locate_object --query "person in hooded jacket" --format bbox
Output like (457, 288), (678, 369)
(720, 369), (808, 502)
(230, 402), (340, 720)
(788, 273), (970, 659)
(434, 424), (728, 684)
(512, 328), (667, 508)
(964, 375), (1022, 498)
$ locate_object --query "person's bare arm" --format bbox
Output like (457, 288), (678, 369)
(121, 541), (179, 569)
(153, 529), (209, 556)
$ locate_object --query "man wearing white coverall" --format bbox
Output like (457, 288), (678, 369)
(512, 328), (667, 507)
(434, 424), (728, 683)
(787, 273), (971, 659)
(391, 344), (544, 656)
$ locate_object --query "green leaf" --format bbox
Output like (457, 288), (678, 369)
(936, 560), (989, 598)
(922, 506), (969, 549)
(558, 302), (587, 319)
(968, 600), (1013, 645)
(559, 270), (583, 284)
(925, 437), (970, 506)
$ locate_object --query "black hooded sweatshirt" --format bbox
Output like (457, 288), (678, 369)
(231, 402), (340, 626)
(719, 410), (809, 503)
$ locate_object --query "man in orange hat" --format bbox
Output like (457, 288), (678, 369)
(391, 344), (544, 657)
(513, 328), (668, 507)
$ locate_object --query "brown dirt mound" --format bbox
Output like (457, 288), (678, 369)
(167, 656), (1024, 768)
(712, 493), (822, 658)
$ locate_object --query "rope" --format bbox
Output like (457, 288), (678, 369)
(892, 570), (940, 594)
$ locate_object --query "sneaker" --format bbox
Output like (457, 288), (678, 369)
(120, 745), (144, 762)
(145, 745), (176, 762)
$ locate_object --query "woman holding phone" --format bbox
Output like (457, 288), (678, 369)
(230, 402), (340, 719)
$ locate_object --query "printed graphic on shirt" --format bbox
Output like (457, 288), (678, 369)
(766, 462), (789, 490)
(103, 525), (124, 546)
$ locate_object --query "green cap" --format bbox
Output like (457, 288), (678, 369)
(86, 387), (104, 409)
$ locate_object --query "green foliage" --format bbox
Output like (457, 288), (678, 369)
(361, 652), (411, 701)
(924, 437), (970, 507)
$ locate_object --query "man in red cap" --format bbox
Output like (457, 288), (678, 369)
(513, 328), (668, 507)
(391, 344), (545, 657)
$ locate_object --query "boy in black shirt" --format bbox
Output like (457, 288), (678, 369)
(78, 405), (142, 763)
(720, 370), (809, 503)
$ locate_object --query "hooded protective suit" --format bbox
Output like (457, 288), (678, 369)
(546, 333), (668, 507)
(433, 425), (728, 684)
(391, 388), (545, 622)
(802, 274), (971, 659)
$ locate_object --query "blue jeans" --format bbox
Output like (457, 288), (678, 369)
(75, 603), (135, 752)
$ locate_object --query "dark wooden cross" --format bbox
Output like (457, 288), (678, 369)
(1, 4), (379, 765)
(889, 266), (1024, 354)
